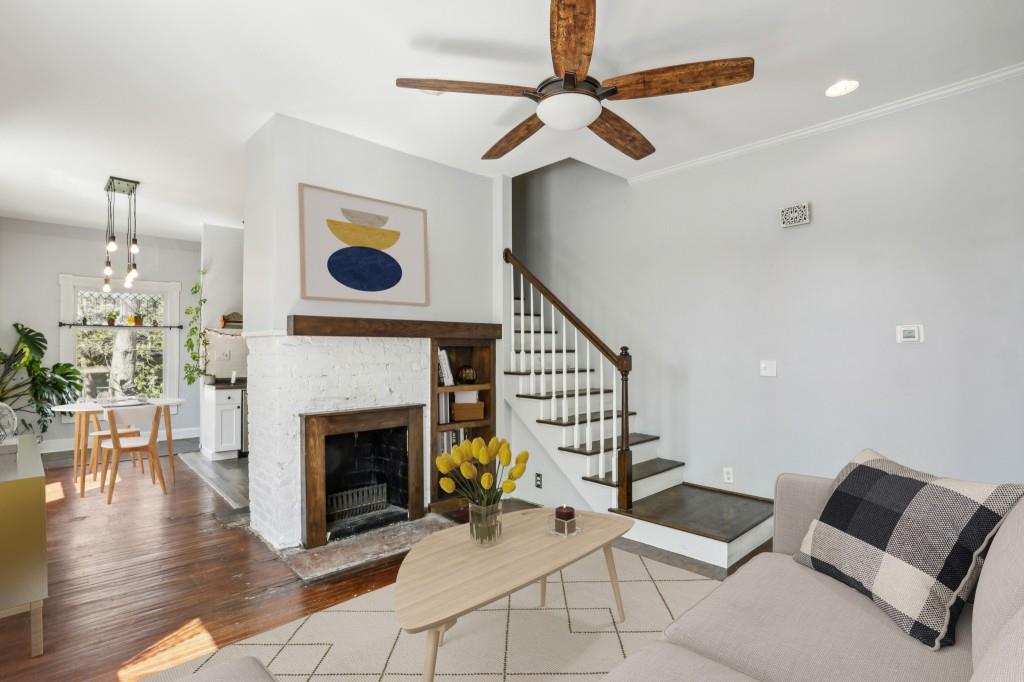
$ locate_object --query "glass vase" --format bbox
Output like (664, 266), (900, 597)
(468, 502), (502, 545)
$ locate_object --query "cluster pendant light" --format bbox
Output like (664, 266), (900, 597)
(102, 176), (141, 293)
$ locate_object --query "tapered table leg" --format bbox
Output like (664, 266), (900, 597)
(162, 405), (176, 484)
(603, 544), (625, 623)
(422, 627), (441, 682)
(71, 413), (81, 484)
(78, 412), (91, 498)
(539, 574), (548, 606)
(437, 618), (456, 647)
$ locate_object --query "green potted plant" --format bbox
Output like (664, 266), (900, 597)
(183, 271), (209, 385)
(105, 311), (118, 326)
(0, 323), (82, 436)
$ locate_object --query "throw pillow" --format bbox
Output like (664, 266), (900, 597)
(794, 449), (1024, 649)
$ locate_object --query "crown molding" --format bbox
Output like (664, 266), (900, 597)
(627, 61), (1024, 185)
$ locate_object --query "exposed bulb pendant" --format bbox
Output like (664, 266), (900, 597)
(102, 176), (140, 281)
(102, 277), (112, 294)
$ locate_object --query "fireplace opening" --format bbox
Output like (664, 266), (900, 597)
(324, 427), (409, 542)
(303, 404), (423, 549)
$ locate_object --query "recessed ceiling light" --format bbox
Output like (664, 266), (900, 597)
(825, 79), (859, 98)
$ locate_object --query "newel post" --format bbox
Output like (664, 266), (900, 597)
(617, 346), (633, 510)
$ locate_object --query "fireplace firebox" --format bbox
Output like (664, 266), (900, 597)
(302, 405), (423, 549)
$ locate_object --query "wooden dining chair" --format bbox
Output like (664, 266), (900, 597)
(98, 405), (167, 504)
(87, 413), (142, 481)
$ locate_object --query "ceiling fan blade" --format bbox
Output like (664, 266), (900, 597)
(604, 58), (754, 100)
(588, 108), (655, 160)
(550, 0), (596, 79)
(482, 114), (545, 159)
(396, 78), (535, 98)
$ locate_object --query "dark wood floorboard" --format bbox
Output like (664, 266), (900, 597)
(612, 483), (773, 542)
(0, 459), (401, 682)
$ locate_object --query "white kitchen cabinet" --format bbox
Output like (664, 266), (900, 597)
(200, 385), (242, 459)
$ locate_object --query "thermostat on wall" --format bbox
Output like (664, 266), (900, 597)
(896, 324), (924, 343)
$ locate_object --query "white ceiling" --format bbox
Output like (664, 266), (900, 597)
(1, 0), (1022, 240)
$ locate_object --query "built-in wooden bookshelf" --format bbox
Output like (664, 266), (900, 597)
(429, 337), (496, 512)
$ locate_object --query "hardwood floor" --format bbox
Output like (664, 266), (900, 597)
(0, 458), (401, 682)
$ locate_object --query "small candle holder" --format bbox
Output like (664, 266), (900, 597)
(553, 505), (578, 537)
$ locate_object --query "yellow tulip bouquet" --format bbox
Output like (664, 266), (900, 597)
(435, 436), (529, 544)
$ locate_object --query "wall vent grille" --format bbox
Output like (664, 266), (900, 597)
(780, 203), (811, 228)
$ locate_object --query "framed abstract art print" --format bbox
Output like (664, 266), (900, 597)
(298, 183), (429, 305)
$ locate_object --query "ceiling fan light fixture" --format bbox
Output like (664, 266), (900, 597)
(825, 79), (859, 97)
(536, 92), (602, 131)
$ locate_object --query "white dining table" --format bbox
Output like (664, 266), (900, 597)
(53, 398), (185, 498)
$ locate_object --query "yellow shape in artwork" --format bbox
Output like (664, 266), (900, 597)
(326, 219), (401, 250)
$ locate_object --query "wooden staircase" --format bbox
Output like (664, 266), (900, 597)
(502, 249), (773, 573)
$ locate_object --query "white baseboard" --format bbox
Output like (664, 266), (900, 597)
(36, 426), (200, 454)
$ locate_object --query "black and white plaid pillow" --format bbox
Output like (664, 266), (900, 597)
(794, 449), (1024, 649)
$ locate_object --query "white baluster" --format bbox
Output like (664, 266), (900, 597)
(585, 340), (592, 452)
(599, 358), (605, 476)
(529, 283), (536, 394)
(519, 273), (525, 372)
(561, 314), (567, 424)
(509, 265), (515, 371)
(550, 302), (556, 419)
(540, 288), (548, 417)
(573, 328), (580, 448)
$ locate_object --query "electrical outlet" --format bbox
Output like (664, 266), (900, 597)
(219, 350), (232, 361)
(535, 472), (543, 489)
(723, 467), (734, 484)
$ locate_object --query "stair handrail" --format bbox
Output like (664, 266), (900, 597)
(503, 249), (630, 371)
(503, 247), (635, 509)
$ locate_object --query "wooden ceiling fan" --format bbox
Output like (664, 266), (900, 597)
(397, 0), (754, 161)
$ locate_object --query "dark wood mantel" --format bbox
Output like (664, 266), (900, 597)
(288, 315), (501, 340)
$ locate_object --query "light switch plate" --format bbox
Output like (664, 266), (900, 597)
(896, 324), (924, 343)
(759, 360), (777, 377)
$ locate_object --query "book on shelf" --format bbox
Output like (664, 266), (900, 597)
(438, 349), (455, 387)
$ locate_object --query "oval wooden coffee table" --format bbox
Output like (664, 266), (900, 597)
(395, 507), (633, 681)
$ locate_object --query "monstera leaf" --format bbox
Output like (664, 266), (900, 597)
(13, 322), (47, 365)
(0, 324), (81, 434)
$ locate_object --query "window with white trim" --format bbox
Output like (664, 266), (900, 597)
(59, 275), (180, 403)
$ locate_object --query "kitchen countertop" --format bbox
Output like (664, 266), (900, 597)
(209, 378), (247, 390)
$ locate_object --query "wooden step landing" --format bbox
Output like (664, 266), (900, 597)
(583, 457), (685, 487)
(559, 432), (658, 455)
(505, 368), (594, 376)
(516, 388), (611, 400)
(537, 409), (636, 427)
(513, 349), (575, 354)
(512, 329), (558, 334)
(611, 484), (773, 543)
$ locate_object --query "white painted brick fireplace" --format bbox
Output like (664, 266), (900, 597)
(245, 335), (431, 549)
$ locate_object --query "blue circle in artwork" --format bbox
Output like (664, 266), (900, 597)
(327, 246), (403, 292)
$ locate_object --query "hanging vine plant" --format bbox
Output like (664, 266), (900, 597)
(183, 271), (208, 385)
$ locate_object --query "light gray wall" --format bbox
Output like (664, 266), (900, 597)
(512, 76), (1024, 496)
(0, 217), (202, 450)
(243, 114), (496, 333)
(200, 223), (243, 327)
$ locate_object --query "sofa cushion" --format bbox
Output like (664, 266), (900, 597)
(971, 605), (1024, 681)
(604, 640), (755, 682)
(793, 449), (1024, 649)
(972, 499), (1024, 667)
(665, 553), (974, 682)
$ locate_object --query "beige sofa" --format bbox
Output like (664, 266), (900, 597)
(606, 474), (1024, 681)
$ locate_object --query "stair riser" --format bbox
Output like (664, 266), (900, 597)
(509, 356), (577, 370)
(513, 336), (573, 351)
(632, 465), (686, 500)
(513, 373), (591, 390)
